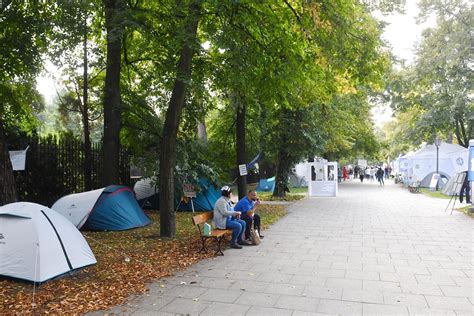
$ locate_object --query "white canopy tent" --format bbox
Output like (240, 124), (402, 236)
(396, 142), (468, 187)
(0, 202), (96, 283)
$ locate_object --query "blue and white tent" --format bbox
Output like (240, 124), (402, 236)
(133, 178), (220, 211)
(52, 185), (151, 231)
(0, 202), (96, 283)
(256, 177), (276, 192)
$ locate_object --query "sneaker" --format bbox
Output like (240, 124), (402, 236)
(238, 240), (252, 246)
(230, 243), (242, 249)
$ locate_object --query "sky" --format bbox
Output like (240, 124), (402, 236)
(37, 1), (436, 126)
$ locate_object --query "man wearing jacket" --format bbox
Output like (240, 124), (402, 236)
(213, 186), (251, 249)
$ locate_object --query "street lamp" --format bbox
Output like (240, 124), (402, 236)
(435, 137), (442, 191)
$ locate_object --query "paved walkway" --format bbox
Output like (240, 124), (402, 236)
(100, 181), (473, 315)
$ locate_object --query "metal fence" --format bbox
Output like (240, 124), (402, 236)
(9, 134), (131, 206)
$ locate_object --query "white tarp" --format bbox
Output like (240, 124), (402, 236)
(0, 202), (96, 283)
(51, 188), (104, 229)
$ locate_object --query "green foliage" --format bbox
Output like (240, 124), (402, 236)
(387, 0), (473, 148)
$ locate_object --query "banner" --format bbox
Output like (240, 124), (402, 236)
(8, 147), (29, 171)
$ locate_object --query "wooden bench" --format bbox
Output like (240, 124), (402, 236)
(192, 212), (232, 256)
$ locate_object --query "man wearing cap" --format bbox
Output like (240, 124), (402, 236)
(213, 186), (252, 249)
(235, 190), (264, 241)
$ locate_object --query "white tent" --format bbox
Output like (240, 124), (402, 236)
(51, 188), (104, 228)
(290, 162), (309, 187)
(0, 202), (96, 283)
(134, 178), (158, 201)
(399, 142), (468, 187)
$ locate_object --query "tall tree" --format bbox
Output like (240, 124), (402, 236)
(103, 0), (125, 185)
(0, 1), (50, 205)
(159, 0), (201, 238)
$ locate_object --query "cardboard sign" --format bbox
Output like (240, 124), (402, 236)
(183, 183), (196, 198)
(238, 164), (248, 176)
(9, 147), (28, 171)
(429, 173), (440, 191)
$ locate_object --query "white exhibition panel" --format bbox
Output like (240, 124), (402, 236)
(308, 160), (338, 197)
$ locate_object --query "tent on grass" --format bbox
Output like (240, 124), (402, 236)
(134, 178), (159, 209)
(0, 202), (96, 283)
(177, 178), (221, 212)
(133, 178), (221, 211)
(256, 176), (276, 192)
(52, 185), (151, 231)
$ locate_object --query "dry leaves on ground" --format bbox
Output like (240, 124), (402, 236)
(1, 205), (286, 314)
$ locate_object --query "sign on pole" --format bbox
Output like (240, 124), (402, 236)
(429, 173), (440, 191)
(183, 183), (196, 198)
(238, 164), (248, 176)
(183, 183), (196, 213)
(8, 146), (29, 171)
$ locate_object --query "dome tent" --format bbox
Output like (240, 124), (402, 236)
(52, 185), (151, 231)
(133, 178), (221, 211)
(0, 202), (96, 283)
(134, 178), (159, 209)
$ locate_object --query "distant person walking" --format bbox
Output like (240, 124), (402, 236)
(342, 166), (348, 181)
(376, 167), (385, 186)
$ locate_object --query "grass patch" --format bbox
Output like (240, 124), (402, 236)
(455, 205), (474, 218)
(420, 188), (451, 199)
(0, 206), (287, 314)
(258, 187), (307, 202)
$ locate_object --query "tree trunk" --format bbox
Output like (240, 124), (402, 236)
(273, 146), (291, 198)
(0, 124), (17, 205)
(235, 97), (247, 200)
(159, 1), (201, 238)
(103, 0), (124, 186)
(82, 11), (92, 191)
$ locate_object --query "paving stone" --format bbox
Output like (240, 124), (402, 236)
(382, 292), (428, 308)
(303, 285), (342, 300)
(200, 302), (250, 316)
(439, 285), (473, 298)
(234, 291), (280, 307)
(341, 289), (383, 304)
(363, 280), (402, 293)
(160, 297), (210, 314)
(425, 295), (473, 311)
(317, 299), (362, 315)
(362, 303), (409, 315)
(246, 306), (293, 316)
(274, 295), (320, 312)
(264, 283), (305, 296)
(325, 277), (362, 290)
(345, 270), (380, 281)
(199, 288), (243, 303)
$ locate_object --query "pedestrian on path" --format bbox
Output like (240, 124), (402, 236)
(376, 167), (385, 186)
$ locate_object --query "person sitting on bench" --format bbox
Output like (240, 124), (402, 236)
(213, 186), (251, 249)
(235, 190), (264, 241)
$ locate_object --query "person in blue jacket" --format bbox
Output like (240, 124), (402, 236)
(234, 190), (264, 241)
